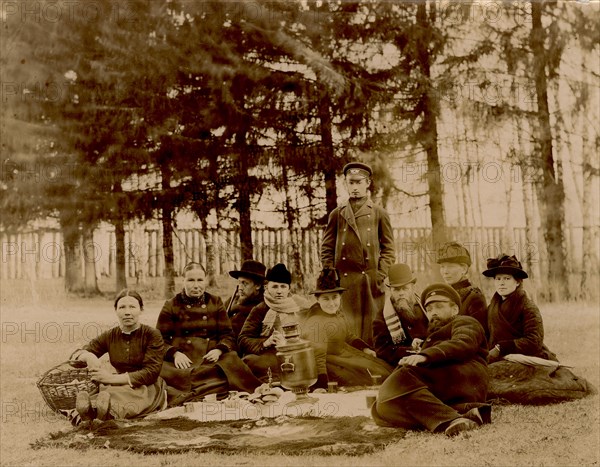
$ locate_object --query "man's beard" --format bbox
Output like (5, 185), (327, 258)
(427, 316), (453, 334)
(391, 297), (417, 320)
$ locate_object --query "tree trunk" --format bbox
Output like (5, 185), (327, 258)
(416, 1), (447, 247)
(62, 220), (84, 293)
(530, 2), (569, 300)
(580, 119), (598, 299)
(318, 91), (338, 216)
(161, 166), (176, 299)
(281, 159), (304, 292)
(114, 216), (127, 292)
(236, 135), (254, 261)
(82, 224), (100, 295)
(199, 218), (217, 287)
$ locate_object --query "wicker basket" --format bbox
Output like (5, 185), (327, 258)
(37, 361), (99, 413)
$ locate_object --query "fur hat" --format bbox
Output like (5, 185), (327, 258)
(437, 242), (472, 266)
(311, 268), (346, 295)
(483, 254), (528, 279)
(229, 260), (266, 283)
(265, 263), (292, 284)
(421, 283), (462, 308)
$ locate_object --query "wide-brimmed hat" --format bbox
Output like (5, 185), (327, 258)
(265, 263), (292, 285)
(343, 162), (372, 179)
(386, 263), (417, 288)
(437, 242), (472, 266)
(229, 260), (266, 283)
(311, 268), (346, 295)
(482, 254), (528, 279)
(421, 283), (462, 308)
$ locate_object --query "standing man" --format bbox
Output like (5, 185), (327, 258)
(321, 162), (396, 345)
(437, 242), (488, 338)
(372, 263), (429, 366)
(371, 283), (490, 436)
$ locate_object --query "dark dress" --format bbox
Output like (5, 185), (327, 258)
(372, 297), (429, 366)
(487, 287), (557, 362)
(156, 291), (261, 405)
(82, 324), (167, 419)
(300, 303), (393, 386)
(451, 278), (489, 339)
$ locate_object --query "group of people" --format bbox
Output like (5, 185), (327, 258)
(65, 162), (559, 438)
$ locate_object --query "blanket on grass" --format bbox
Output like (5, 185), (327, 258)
(32, 415), (405, 456)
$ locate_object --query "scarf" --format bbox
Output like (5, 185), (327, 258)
(383, 292), (424, 345)
(260, 291), (308, 337)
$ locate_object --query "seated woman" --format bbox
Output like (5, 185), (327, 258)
(301, 268), (393, 386)
(483, 254), (558, 363)
(71, 289), (167, 424)
(238, 263), (326, 388)
(156, 262), (261, 406)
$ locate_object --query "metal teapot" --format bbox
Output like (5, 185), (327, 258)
(276, 323), (317, 399)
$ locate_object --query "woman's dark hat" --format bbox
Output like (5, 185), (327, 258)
(482, 254), (528, 279)
(437, 242), (472, 266)
(421, 283), (462, 308)
(311, 268), (346, 295)
(386, 263), (417, 288)
(265, 263), (292, 285)
(229, 260), (266, 282)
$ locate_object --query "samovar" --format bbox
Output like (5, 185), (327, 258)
(275, 323), (317, 400)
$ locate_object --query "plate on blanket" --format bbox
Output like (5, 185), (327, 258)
(32, 416), (405, 455)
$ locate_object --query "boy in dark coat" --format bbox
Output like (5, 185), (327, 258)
(437, 241), (489, 338)
(320, 162), (396, 345)
(371, 283), (490, 437)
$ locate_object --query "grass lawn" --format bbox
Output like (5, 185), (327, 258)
(0, 281), (598, 466)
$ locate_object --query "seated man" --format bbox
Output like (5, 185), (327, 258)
(372, 263), (429, 366)
(371, 283), (490, 436)
(225, 260), (266, 341)
(437, 242), (488, 338)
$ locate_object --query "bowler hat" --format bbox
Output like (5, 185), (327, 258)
(482, 254), (528, 279)
(343, 162), (372, 179)
(437, 242), (472, 266)
(387, 263), (417, 288)
(421, 283), (461, 308)
(229, 260), (266, 283)
(311, 268), (346, 295)
(265, 263), (292, 285)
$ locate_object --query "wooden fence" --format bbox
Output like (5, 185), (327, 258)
(1, 225), (598, 281)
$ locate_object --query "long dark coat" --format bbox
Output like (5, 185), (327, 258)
(372, 299), (429, 366)
(156, 292), (261, 397)
(321, 198), (395, 345)
(452, 278), (489, 339)
(379, 316), (489, 406)
(487, 287), (557, 362)
(225, 292), (263, 342)
(300, 303), (392, 386)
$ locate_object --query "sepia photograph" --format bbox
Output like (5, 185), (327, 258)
(1, 1), (598, 465)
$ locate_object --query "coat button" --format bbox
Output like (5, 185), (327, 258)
(186, 305), (191, 308)
(201, 304), (206, 309)
(344, 273), (348, 277)
(342, 242), (345, 246)
(361, 271), (365, 275)
(202, 316), (208, 320)
(367, 228), (371, 231)
(187, 340), (191, 344)
(367, 243), (371, 247)
(342, 257), (346, 260)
